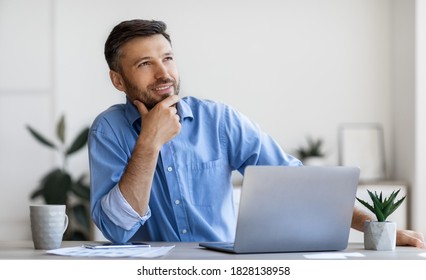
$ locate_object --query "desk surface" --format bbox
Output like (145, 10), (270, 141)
(1, 241), (425, 260)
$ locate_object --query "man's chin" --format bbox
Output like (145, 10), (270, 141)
(143, 96), (170, 109)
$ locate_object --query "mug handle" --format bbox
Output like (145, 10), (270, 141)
(63, 214), (69, 234)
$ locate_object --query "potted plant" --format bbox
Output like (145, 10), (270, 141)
(26, 114), (91, 240)
(296, 136), (325, 165)
(356, 189), (406, 250)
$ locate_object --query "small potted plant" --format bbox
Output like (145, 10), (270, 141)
(356, 189), (406, 250)
(296, 136), (325, 166)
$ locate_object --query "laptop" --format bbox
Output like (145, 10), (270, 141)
(199, 165), (360, 254)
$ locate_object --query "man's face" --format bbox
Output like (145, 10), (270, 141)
(113, 34), (180, 109)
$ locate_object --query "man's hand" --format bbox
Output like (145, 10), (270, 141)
(133, 95), (181, 149)
(396, 229), (426, 249)
(118, 95), (181, 216)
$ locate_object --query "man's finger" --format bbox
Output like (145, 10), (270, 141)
(160, 95), (180, 108)
(133, 99), (149, 116)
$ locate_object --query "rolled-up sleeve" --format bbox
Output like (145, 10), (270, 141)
(101, 184), (151, 230)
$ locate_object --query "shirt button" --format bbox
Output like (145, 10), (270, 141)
(182, 229), (187, 234)
(175, 200), (180, 205)
(167, 166), (173, 172)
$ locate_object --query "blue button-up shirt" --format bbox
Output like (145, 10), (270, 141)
(88, 96), (302, 244)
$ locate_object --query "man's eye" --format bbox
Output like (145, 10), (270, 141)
(164, 56), (173, 61)
(138, 61), (150, 67)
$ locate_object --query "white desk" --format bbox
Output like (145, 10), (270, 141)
(1, 241), (425, 260)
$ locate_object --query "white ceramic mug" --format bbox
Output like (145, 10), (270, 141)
(29, 204), (69, 250)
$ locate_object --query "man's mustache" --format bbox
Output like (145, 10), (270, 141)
(151, 78), (175, 87)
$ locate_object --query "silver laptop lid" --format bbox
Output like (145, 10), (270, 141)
(233, 165), (360, 253)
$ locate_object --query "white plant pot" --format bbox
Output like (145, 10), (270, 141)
(363, 221), (396, 251)
(303, 156), (325, 166)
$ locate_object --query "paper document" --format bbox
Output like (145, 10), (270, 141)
(46, 245), (175, 258)
(82, 242), (150, 249)
(303, 252), (365, 259)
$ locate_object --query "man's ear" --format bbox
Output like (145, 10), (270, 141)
(109, 70), (126, 92)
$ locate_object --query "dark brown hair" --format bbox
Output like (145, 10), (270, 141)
(104, 19), (171, 71)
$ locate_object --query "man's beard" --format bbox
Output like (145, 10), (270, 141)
(122, 75), (180, 110)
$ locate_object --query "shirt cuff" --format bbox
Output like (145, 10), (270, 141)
(101, 184), (151, 230)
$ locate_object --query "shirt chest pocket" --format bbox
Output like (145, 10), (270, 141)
(185, 158), (231, 206)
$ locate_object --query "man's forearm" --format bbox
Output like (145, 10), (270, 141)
(351, 206), (374, 232)
(118, 137), (160, 216)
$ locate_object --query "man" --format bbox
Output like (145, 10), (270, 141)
(89, 19), (425, 247)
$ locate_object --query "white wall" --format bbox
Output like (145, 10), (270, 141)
(0, 0), (54, 239)
(414, 0), (426, 235)
(391, 0), (426, 235)
(392, 1), (415, 197)
(0, 0), (423, 240)
(392, 0), (418, 230)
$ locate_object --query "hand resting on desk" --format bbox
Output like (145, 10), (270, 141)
(397, 230), (426, 249)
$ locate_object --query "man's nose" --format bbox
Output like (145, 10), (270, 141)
(154, 63), (169, 79)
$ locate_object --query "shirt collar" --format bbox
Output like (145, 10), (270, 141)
(176, 97), (193, 121)
(124, 96), (194, 128)
(124, 97), (141, 127)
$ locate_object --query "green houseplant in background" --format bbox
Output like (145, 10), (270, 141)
(356, 189), (406, 251)
(296, 136), (325, 165)
(26, 115), (91, 240)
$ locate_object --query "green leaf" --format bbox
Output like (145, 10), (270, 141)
(56, 115), (66, 144)
(66, 127), (89, 156)
(359, 189), (406, 222)
(297, 136), (325, 160)
(382, 189), (400, 216)
(36, 169), (72, 204)
(373, 201), (385, 222)
(71, 177), (90, 201)
(369, 190), (383, 209)
(72, 203), (91, 230)
(26, 125), (57, 149)
(29, 188), (44, 200)
(356, 197), (375, 213)
(69, 230), (88, 241)
(386, 196), (406, 218)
